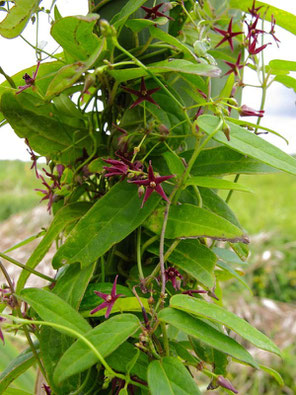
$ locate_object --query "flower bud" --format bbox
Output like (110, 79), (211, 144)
(159, 124), (170, 135)
(100, 19), (116, 37)
(83, 73), (96, 94)
(223, 124), (231, 141)
(217, 376), (238, 394)
(138, 185), (145, 198)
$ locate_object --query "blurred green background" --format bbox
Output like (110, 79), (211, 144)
(0, 161), (295, 394)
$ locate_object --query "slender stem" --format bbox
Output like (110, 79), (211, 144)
(225, 174), (240, 203)
(0, 252), (54, 283)
(137, 227), (144, 280)
(160, 202), (171, 297)
(20, 35), (65, 63)
(141, 235), (159, 256)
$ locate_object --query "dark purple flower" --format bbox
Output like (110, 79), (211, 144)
(248, 0), (263, 17)
(217, 376), (238, 394)
(122, 78), (161, 109)
(248, 38), (270, 55)
(35, 175), (55, 213)
(269, 15), (280, 46)
(165, 267), (183, 290)
(239, 104), (264, 117)
(129, 161), (174, 207)
(16, 61), (40, 94)
(90, 275), (123, 318)
(42, 384), (52, 395)
(141, 3), (173, 20)
(245, 15), (265, 41)
(103, 154), (143, 180)
(213, 18), (243, 51)
(25, 139), (40, 179)
(56, 164), (65, 178)
(224, 53), (244, 77)
(0, 316), (5, 344)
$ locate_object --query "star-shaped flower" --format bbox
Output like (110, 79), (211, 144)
(25, 139), (40, 179)
(122, 78), (161, 109)
(129, 161), (174, 207)
(35, 175), (56, 213)
(141, 3), (173, 20)
(16, 61), (40, 94)
(90, 275), (123, 318)
(103, 154), (143, 179)
(224, 52), (244, 76)
(248, 38), (270, 55)
(269, 15), (280, 46)
(248, 0), (263, 17)
(245, 15), (265, 41)
(213, 18), (243, 51)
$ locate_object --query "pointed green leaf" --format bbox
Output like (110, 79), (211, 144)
(16, 202), (91, 292)
(3, 389), (32, 395)
(274, 75), (296, 92)
(181, 146), (276, 176)
(170, 295), (281, 356)
(213, 247), (246, 265)
(162, 151), (185, 179)
(259, 364), (284, 386)
(144, 203), (249, 243)
(19, 288), (91, 335)
(0, 0), (41, 38)
(269, 59), (296, 73)
(53, 182), (161, 268)
(108, 59), (220, 83)
(216, 260), (251, 292)
(112, 0), (147, 29)
(197, 115), (296, 176)
(185, 176), (251, 192)
(148, 357), (201, 395)
(53, 314), (140, 384)
(159, 308), (258, 368)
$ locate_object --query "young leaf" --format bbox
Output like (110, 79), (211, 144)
(185, 176), (251, 192)
(0, 0), (41, 38)
(158, 308), (258, 368)
(19, 288), (91, 335)
(16, 202), (91, 293)
(197, 115), (296, 176)
(170, 295), (281, 356)
(53, 182), (161, 268)
(53, 314), (140, 384)
(147, 357), (201, 395)
(144, 204), (249, 243)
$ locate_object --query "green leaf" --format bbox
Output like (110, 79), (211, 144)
(106, 342), (148, 381)
(229, 0), (296, 36)
(181, 146), (277, 176)
(170, 295), (281, 356)
(150, 239), (216, 288)
(19, 288), (91, 335)
(0, 92), (90, 165)
(197, 115), (296, 176)
(162, 151), (185, 179)
(213, 247), (246, 265)
(216, 260), (251, 292)
(259, 364), (284, 386)
(53, 314), (140, 384)
(3, 389), (32, 395)
(0, 0), (41, 38)
(269, 59), (296, 73)
(39, 262), (95, 394)
(185, 176), (251, 192)
(159, 308), (258, 368)
(170, 341), (199, 365)
(111, 0), (147, 29)
(149, 26), (196, 61)
(274, 75), (296, 92)
(16, 202), (91, 292)
(144, 204), (248, 243)
(0, 347), (35, 393)
(125, 18), (159, 33)
(108, 59), (220, 83)
(53, 182), (161, 268)
(147, 356), (201, 395)
(229, 242), (249, 261)
(50, 14), (101, 61)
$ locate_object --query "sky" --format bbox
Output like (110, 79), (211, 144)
(0, 0), (295, 160)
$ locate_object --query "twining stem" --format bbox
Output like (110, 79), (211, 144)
(137, 227), (144, 280)
(0, 261), (47, 379)
(3, 315), (147, 391)
(0, 252), (54, 283)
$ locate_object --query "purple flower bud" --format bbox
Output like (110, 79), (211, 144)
(217, 376), (238, 394)
(239, 105), (264, 117)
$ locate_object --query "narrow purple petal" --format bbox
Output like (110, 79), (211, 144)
(122, 86), (141, 97)
(155, 184), (170, 202)
(128, 179), (150, 186)
(145, 95), (160, 108)
(129, 97), (145, 109)
(147, 87), (161, 95)
(94, 290), (109, 300)
(155, 175), (175, 184)
(141, 187), (154, 207)
(148, 161), (155, 181)
(105, 302), (115, 318)
(90, 301), (109, 315)
(0, 329), (4, 344)
(140, 77), (146, 92)
(111, 275), (119, 298)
